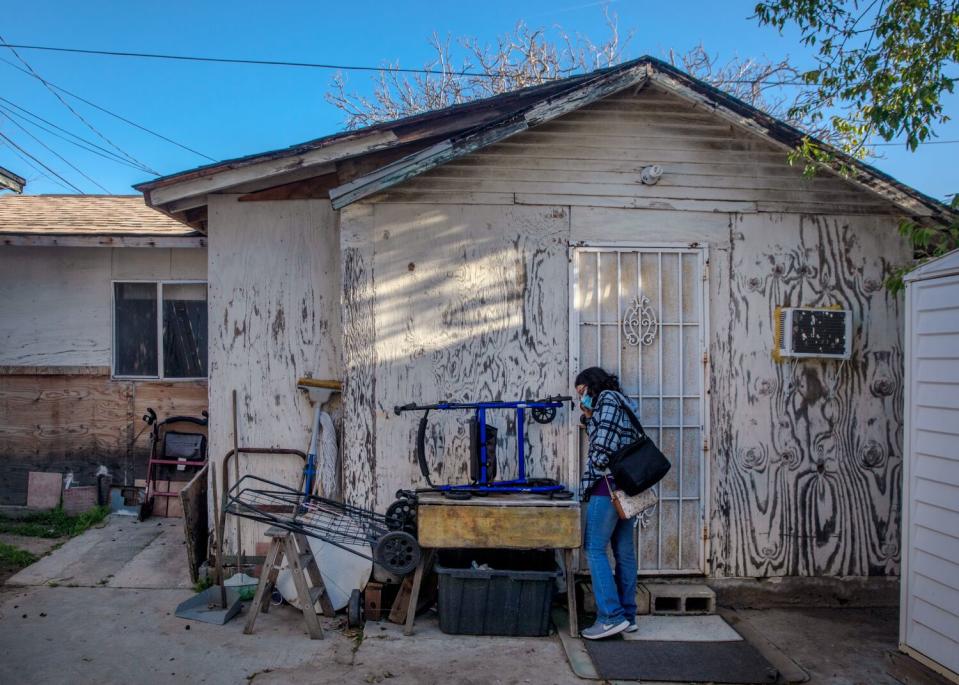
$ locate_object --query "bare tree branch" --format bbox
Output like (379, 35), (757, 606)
(325, 9), (850, 152)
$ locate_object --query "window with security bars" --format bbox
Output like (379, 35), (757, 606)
(113, 281), (208, 379)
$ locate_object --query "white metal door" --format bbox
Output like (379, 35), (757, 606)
(569, 244), (709, 574)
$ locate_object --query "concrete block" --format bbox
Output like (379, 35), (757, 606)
(642, 582), (716, 615)
(636, 584), (651, 614)
(26, 472), (62, 510)
(62, 486), (98, 516)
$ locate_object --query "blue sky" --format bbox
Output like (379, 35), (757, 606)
(1, 1), (956, 200)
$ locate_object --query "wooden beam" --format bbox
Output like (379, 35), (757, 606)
(0, 233), (206, 248)
(145, 132), (398, 207)
(417, 501), (581, 549)
(238, 172), (340, 202)
(163, 195), (209, 214)
(0, 165), (26, 193)
(0, 365), (111, 376)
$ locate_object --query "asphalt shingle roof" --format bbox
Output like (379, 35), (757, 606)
(0, 195), (200, 236)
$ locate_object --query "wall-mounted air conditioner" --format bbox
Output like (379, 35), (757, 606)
(777, 307), (852, 359)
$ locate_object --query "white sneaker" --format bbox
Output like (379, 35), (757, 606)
(581, 619), (630, 640)
(624, 621), (638, 633)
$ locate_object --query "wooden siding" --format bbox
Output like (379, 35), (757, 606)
(0, 247), (112, 367)
(0, 246), (207, 367)
(207, 196), (342, 553)
(372, 85), (897, 216)
(341, 200), (908, 577)
(0, 372), (206, 505)
(335, 80), (908, 577)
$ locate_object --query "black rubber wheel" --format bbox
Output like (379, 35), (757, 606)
(374, 531), (421, 576)
(531, 406), (557, 424)
(442, 490), (473, 500)
(385, 499), (416, 531)
(347, 588), (363, 628)
(395, 489), (416, 501)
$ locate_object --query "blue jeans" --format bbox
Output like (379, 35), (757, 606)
(583, 495), (638, 624)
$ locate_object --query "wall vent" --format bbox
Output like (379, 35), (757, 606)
(777, 307), (852, 359)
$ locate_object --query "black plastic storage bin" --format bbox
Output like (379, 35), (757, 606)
(435, 549), (560, 636)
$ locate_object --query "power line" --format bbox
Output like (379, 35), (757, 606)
(0, 42), (506, 77)
(0, 110), (110, 192)
(0, 42), (815, 85)
(872, 139), (959, 146)
(0, 97), (156, 172)
(0, 56), (215, 164)
(0, 36), (160, 175)
(1, 144), (72, 192)
(0, 131), (85, 193)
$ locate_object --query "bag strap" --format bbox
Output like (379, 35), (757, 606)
(607, 391), (647, 438)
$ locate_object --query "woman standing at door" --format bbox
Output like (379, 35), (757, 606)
(576, 366), (641, 640)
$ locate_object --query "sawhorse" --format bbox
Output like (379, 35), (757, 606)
(244, 527), (334, 639)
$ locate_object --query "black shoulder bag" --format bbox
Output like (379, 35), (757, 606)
(607, 393), (671, 496)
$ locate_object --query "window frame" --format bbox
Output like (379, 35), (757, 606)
(111, 279), (209, 381)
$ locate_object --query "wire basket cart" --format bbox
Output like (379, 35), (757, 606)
(225, 474), (421, 576)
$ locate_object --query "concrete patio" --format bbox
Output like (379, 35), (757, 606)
(0, 515), (922, 685)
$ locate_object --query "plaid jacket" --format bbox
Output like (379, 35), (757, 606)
(580, 390), (641, 499)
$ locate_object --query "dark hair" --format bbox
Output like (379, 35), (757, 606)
(574, 366), (621, 399)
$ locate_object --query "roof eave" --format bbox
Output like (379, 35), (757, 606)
(0, 232), (206, 248)
(0, 166), (26, 194)
(330, 63), (652, 209)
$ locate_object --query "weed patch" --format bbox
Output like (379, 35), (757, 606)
(0, 542), (38, 570)
(0, 506), (109, 539)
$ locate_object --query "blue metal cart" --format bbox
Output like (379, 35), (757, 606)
(393, 396), (575, 499)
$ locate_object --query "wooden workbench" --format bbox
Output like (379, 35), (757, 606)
(405, 492), (581, 637)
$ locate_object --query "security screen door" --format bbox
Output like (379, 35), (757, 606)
(570, 245), (709, 574)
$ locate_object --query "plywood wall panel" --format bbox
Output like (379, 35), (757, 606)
(0, 247), (112, 367)
(710, 213), (907, 577)
(341, 203), (377, 510)
(207, 196), (341, 553)
(340, 203), (571, 512)
(0, 372), (206, 504)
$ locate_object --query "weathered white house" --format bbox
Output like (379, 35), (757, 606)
(900, 248), (959, 680)
(0, 195), (208, 503)
(137, 57), (954, 579)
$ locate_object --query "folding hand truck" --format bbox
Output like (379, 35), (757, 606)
(139, 408), (208, 520)
(393, 395), (575, 500)
(225, 474), (421, 576)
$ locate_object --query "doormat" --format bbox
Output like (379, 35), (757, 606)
(584, 639), (779, 683)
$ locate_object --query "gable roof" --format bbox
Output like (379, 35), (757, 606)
(137, 56), (956, 227)
(0, 195), (205, 247)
